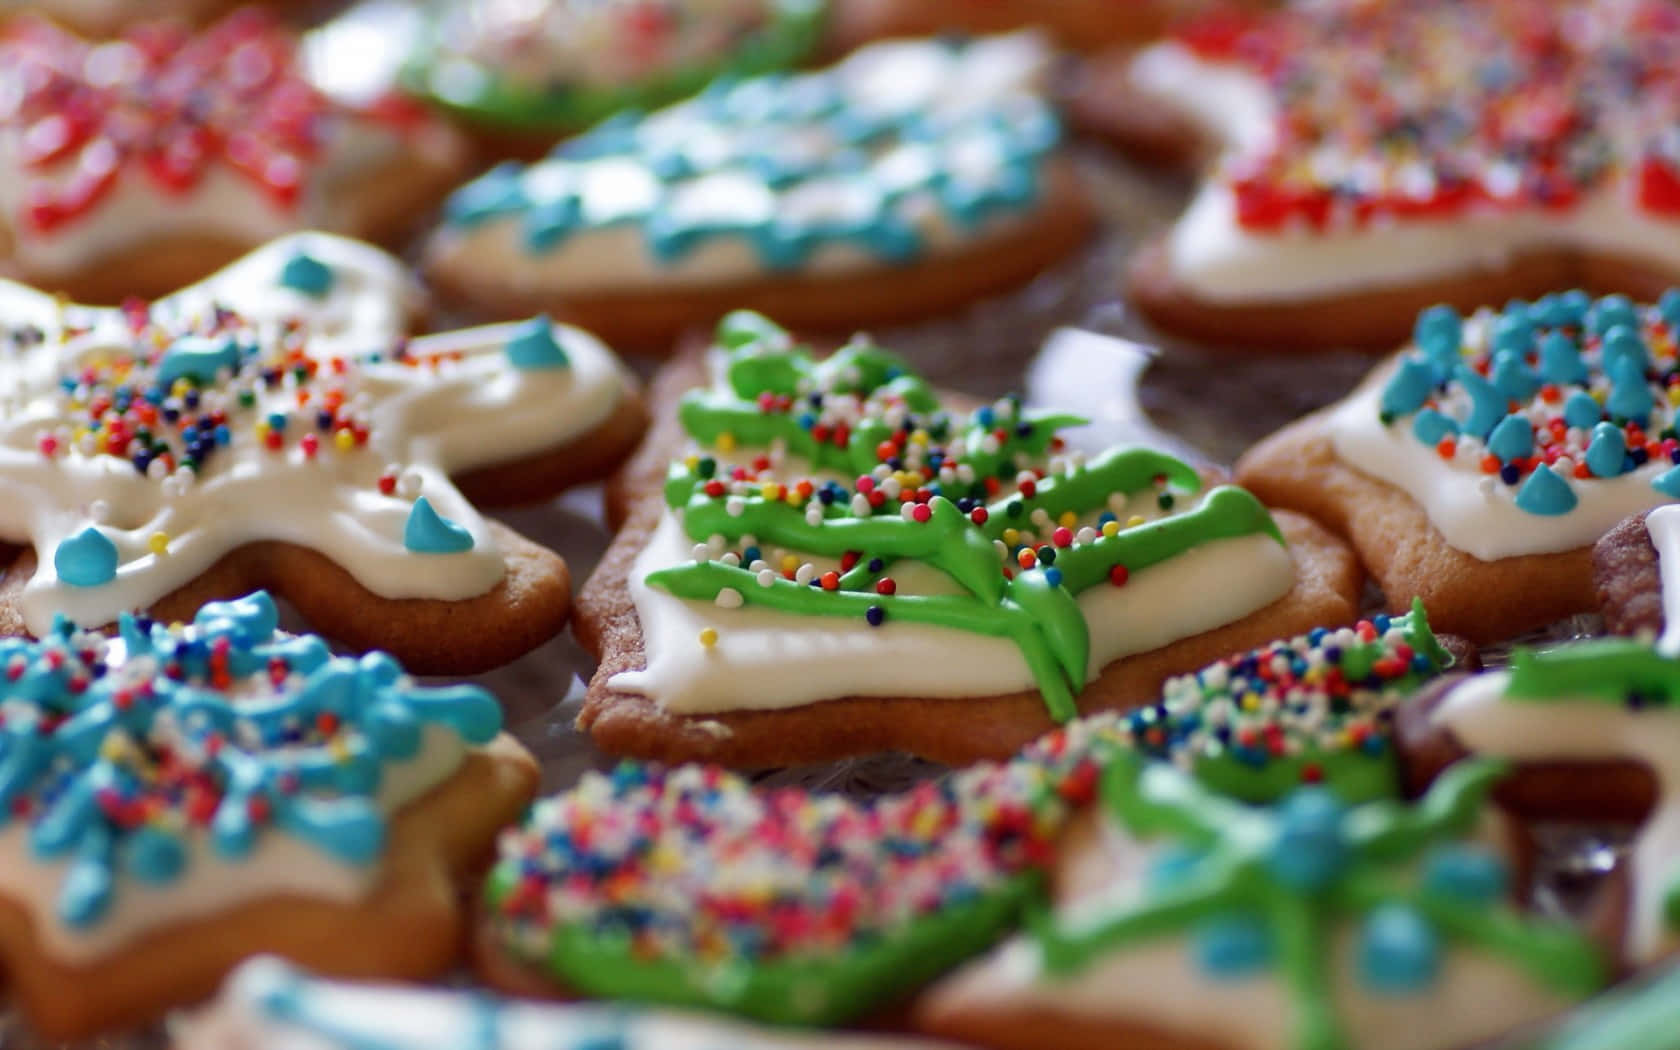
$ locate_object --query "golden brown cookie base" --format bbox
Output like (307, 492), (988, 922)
(1062, 47), (1208, 167)
(423, 161), (1095, 353)
(1594, 511), (1668, 641)
(574, 348), (1363, 769)
(1235, 384), (1598, 642)
(4, 734), (538, 1040)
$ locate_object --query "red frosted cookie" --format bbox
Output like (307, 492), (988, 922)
(0, 9), (468, 302)
(1074, 0), (1680, 351)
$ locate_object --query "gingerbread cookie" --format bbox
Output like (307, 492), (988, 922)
(575, 311), (1361, 766)
(917, 753), (1607, 1050)
(484, 606), (1458, 1024)
(0, 233), (645, 674)
(1595, 507), (1680, 649)
(180, 956), (968, 1050)
(0, 589), (539, 1038)
(404, 0), (825, 148)
(1079, 0), (1680, 351)
(423, 34), (1093, 350)
(1237, 294), (1680, 643)
(0, 10), (468, 302)
(1401, 639), (1680, 969)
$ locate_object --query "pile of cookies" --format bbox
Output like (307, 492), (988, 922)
(1, 1), (1678, 1048)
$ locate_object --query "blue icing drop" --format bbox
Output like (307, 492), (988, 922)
(54, 527), (118, 588)
(1490, 352), (1539, 402)
(1549, 289), (1592, 328)
(1413, 304), (1461, 367)
(1265, 788), (1348, 891)
(278, 252), (335, 299)
(1422, 845), (1508, 904)
(122, 826), (186, 884)
(195, 591), (281, 646)
(444, 163), (528, 227)
(1662, 288), (1680, 329)
(1453, 365), (1506, 439)
(1563, 390), (1605, 429)
(1515, 464), (1578, 516)
(1601, 325), (1651, 376)
(1538, 330), (1588, 385)
(158, 336), (241, 386)
(1486, 414), (1533, 463)
(403, 498), (475, 554)
(1491, 311), (1534, 355)
(1607, 355), (1654, 424)
(1410, 407), (1458, 445)
(504, 315), (571, 371)
(1359, 903), (1441, 994)
(1380, 357), (1435, 418)
(1193, 913), (1273, 978)
(1652, 465), (1680, 498)
(1589, 293), (1639, 336)
(1585, 422), (1629, 479)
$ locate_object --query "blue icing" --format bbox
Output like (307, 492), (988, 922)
(278, 252), (335, 299)
(1515, 465), (1577, 515)
(1359, 903), (1441, 994)
(1491, 311), (1534, 355)
(404, 498), (475, 554)
(1411, 408), (1458, 445)
(1422, 846), (1508, 904)
(1413, 304), (1461, 369)
(1194, 913), (1273, 978)
(1539, 331), (1588, 385)
(504, 315), (571, 371)
(1491, 352), (1540, 402)
(440, 39), (1060, 272)
(1662, 288), (1680, 329)
(1265, 789), (1348, 892)
(1380, 358), (1435, 418)
(1563, 391), (1604, 429)
(0, 591), (502, 929)
(1589, 293), (1639, 336)
(158, 336), (242, 386)
(54, 527), (118, 588)
(1486, 414), (1533, 463)
(1602, 326), (1651, 376)
(1585, 422), (1628, 479)
(1653, 465), (1680, 498)
(1454, 365), (1506, 440)
(1608, 355), (1655, 424)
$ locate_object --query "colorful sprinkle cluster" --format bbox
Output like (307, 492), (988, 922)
(1178, 0), (1680, 231)
(0, 591), (500, 930)
(1379, 291), (1680, 515)
(1119, 601), (1452, 803)
(0, 10), (425, 233)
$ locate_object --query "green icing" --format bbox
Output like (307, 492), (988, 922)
(1510, 964), (1680, 1050)
(653, 313), (1289, 722)
(405, 0), (826, 133)
(1029, 754), (1606, 1050)
(1504, 637), (1680, 704)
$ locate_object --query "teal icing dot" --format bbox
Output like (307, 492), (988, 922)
(504, 315), (571, 371)
(1590, 293), (1639, 336)
(403, 498), (475, 554)
(1411, 407), (1459, 445)
(1491, 310), (1534, 355)
(1514, 465), (1578, 516)
(1265, 789), (1348, 891)
(277, 252), (334, 299)
(1193, 913), (1273, 979)
(522, 195), (583, 252)
(1539, 330), (1588, 386)
(1652, 464), (1680, 499)
(1602, 326), (1652, 376)
(1585, 422), (1629, 479)
(1545, 289), (1592, 328)
(194, 591), (282, 647)
(1454, 365), (1506, 439)
(157, 336), (241, 386)
(1563, 390), (1605, 429)
(444, 162), (529, 227)
(123, 826), (186, 885)
(1486, 414), (1534, 463)
(1661, 288), (1680, 329)
(1413, 304), (1461, 366)
(1422, 845), (1508, 904)
(55, 527), (118, 587)
(1607, 355), (1654, 424)
(1490, 353), (1540, 402)
(1380, 357), (1435, 418)
(1359, 903), (1441, 994)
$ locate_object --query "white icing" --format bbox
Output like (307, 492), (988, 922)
(0, 233), (628, 635)
(425, 33), (1057, 293)
(180, 956), (965, 1050)
(609, 504), (1296, 715)
(1647, 505), (1680, 656)
(925, 814), (1573, 1050)
(1134, 42), (1680, 302)
(1431, 671), (1680, 964)
(1327, 358), (1677, 561)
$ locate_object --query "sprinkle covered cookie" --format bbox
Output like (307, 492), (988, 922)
(1081, 0), (1680, 351)
(0, 10), (468, 302)
(574, 311), (1361, 766)
(0, 233), (645, 673)
(423, 33), (1093, 350)
(1237, 293), (1680, 642)
(0, 589), (539, 1038)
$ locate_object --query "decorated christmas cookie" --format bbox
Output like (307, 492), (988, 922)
(423, 33), (1093, 349)
(917, 754), (1606, 1050)
(181, 957), (967, 1050)
(1404, 639), (1680, 969)
(1237, 293), (1680, 642)
(574, 311), (1361, 766)
(0, 10), (468, 302)
(0, 590), (539, 1038)
(483, 607), (1456, 1024)
(1078, 0), (1680, 351)
(0, 233), (645, 673)
(405, 0), (825, 143)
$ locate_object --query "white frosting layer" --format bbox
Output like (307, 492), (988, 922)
(1137, 42), (1680, 302)
(1648, 505), (1680, 656)
(0, 233), (627, 634)
(609, 505), (1296, 715)
(926, 815), (1573, 1050)
(1432, 671), (1680, 964)
(1327, 360), (1675, 561)
(180, 956), (963, 1050)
